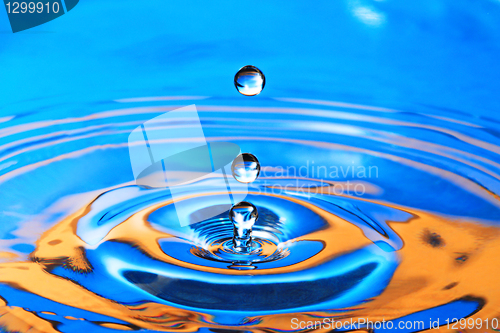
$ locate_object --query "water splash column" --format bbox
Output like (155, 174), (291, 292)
(230, 153), (261, 253)
(230, 201), (258, 253)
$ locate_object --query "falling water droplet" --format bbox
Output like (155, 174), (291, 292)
(234, 65), (265, 96)
(231, 153), (261, 183)
(229, 201), (258, 253)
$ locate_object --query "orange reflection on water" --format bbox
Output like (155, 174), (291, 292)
(0, 190), (499, 332)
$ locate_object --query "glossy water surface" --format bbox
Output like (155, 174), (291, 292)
(1, 1), (500, 332)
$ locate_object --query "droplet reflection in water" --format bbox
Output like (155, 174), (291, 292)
(231, 153), (261, 183)
(234, 65), (266, 96)
(229, 201), (258, 253)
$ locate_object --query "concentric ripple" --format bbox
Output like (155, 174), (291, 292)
(0, 96), (499, 332)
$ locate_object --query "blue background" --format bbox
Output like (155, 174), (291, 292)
(0, 0), (499, 119)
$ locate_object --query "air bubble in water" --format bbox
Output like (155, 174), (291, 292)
(234, 65), (265, 96)
(229, 201), (258, 253)
(231, 153), (260, 183)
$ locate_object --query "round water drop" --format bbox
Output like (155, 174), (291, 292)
(234, 65), (265, 96)
(229, 201), (258, 253)
(231, 153), (261, 183)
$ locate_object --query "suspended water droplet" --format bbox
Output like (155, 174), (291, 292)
(229, 201), (258, 253)
(234, 65), (265, 96)
(231, 153), (261, 183)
